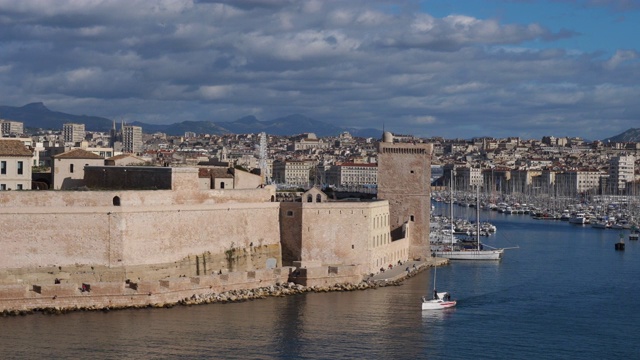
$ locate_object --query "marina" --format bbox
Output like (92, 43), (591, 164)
(431, 190), (639, 234)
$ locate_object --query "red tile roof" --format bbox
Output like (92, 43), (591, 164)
(53, 148), (104, 159)
(0, 140), (33, 157)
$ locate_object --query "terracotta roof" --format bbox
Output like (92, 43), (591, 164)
(53, 148), (104, 159)
(107, 154), (144, 161)
(0, 140), (33, 157)
(198, 167), (234, 178)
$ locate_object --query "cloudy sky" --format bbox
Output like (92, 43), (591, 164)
(1, 0), (639, 140)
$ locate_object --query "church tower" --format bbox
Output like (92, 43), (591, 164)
(377, 132), (433, 260)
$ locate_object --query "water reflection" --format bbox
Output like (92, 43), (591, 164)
(421, 307), (456, 322)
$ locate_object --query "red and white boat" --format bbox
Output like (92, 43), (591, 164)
(421, 264), (457, 310)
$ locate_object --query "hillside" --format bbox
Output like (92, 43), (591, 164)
(602, 128), (640, 143)
(0, 103), (113, 132)
(0, 103), (380, 138)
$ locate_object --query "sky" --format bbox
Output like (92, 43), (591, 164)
(1, 0), (639, 140)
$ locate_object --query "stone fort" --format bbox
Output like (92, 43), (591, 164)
(0, 134), (432, 311)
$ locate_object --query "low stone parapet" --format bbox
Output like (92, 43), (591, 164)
(135, 280), (161, 294)
(289, 265), (364, 287)
(220, 272), (249, 291)
(190, 275), (222, 291)
(328, 265), (361, 276)
(0, 285), (28, 298)
(159, 277), (193, 291)
(89, 282), (125, 295)
(34, 284), (79, 297)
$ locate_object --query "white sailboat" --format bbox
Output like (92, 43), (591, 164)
(421, 264), (456, 310)
(433, 178), (504, 261)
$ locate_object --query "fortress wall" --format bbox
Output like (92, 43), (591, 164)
(0, 209), (112, 269)
(0, 190), (120, 207)
(118, 203), (281, 267)
(290, 200), (411, 275)
(370, 236), (410, 273)
(0, 194), (282, 276)
(299, 201), (389, 268)
(0, 186), (274, 208)
(279, 202), (303, 265)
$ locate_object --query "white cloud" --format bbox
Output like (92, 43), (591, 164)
(604, 49), (638, 70)
(414, 115), (437, 124)
(198, 85), (233, 100)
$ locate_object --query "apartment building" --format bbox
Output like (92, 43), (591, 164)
(272, 160), (315, 187)
(326, 162), (377, 187)
(122, 125), (143, 154)
(609, 155), (635, 193)
(62, 123), (85, 144)
(555, 169), (604, 195)
(0, 120), (24, 136)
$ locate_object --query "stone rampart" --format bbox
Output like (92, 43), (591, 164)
(0, 186), (274, 208)
(0, 200), (281, 271)
(280, 199), (412, 274)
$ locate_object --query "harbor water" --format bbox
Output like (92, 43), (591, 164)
(2, 204), (639, 359)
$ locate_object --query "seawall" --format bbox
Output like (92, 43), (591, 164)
(0, 259), (446, 315)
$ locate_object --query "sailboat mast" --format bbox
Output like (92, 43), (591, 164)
(433, 265), (437, 292)
(476, 185), (481, 251)
(450, 171), (454, 247)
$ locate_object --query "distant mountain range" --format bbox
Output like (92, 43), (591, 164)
(602, 128), (640, 143)
(0, 103), (381, 138)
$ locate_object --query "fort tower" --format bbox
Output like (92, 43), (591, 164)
(377, 132), (433, 260)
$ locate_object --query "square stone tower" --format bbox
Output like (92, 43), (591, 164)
(377, 132), (433, 260)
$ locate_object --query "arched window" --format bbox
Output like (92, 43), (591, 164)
(316, 194), (322, 203)
(220, 182), (225, 189)
(271, 195), (275, 202)
(307, 194), (313, 202)
(113, 196), (121, 206)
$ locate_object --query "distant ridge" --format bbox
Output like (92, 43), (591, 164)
(602, 128), (640, 143)
(0, 103), (380, 138)
(0, 103), (114, 132)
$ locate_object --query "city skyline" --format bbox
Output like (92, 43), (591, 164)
(1, 0), (639, 140)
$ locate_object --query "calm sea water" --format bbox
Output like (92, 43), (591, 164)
(2, 204), (639, 360)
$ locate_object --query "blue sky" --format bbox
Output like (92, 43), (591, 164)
(0, 0), (639, 140)
(422, 0), (640, 56)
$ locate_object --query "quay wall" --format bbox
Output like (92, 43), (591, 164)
(0, 268), (295, 312)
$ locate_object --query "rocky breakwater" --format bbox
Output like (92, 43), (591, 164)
(178, 280), (401, 306)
